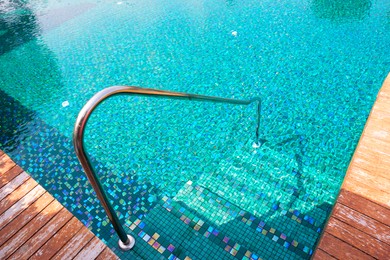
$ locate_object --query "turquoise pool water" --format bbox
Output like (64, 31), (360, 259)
(1, 0), (389, 259)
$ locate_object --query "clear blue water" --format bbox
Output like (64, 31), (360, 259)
(0, 0), (389, 259)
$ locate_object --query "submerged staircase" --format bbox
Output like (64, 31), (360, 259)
(73, 86), (331, 259)
(117, 140), (331, 259)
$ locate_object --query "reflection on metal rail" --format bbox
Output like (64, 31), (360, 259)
(73, 86), (261, 250)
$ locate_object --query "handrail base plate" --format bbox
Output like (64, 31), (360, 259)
(118, 235), (136, 251)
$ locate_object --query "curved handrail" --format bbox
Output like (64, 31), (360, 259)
(73, 86), (261, 250)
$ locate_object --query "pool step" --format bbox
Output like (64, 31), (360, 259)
(125, 203), (239, 260)
(122, 178), (316, 259)
(127, 195), (299, 260)
(107, 139), (328, 258)
(139, 204), (243, 259)
(172, 181), (315, 258)
(117, 137), (326, 258)
(196, 141), (330, 225)
(195, 166), (327, 236)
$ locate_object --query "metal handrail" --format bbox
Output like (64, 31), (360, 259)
(73, 86), (262, 250)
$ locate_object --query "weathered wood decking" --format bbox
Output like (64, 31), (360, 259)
(313, 74), (390, 259)
(0, 151), (118, 259)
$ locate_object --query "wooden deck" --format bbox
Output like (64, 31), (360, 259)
(313, 73), (390, 259)
(0, 151), (118, 260)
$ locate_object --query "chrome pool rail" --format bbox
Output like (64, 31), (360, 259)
(73, 86), (261, 250)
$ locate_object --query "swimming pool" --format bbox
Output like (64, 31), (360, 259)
(1, 0), (389, 259)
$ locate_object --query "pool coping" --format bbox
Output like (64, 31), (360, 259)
(312, 73), (390, 259)
(0, 151), (119, 259)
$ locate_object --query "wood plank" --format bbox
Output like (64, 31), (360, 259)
(362, 111), (390, 142)
(346, 164), (390, 195)
(371, 91), (390, 110)
(74, 236), (107, 260)
(9, 207), (73, 259)
(312, 248), (337, 260)
(325, 216), (390, 259)
(0, 192), (54, 246)
(337, 189), (390, 226)
(358, 134), (390, 159)
(0, 177), (38, 215)
(354, 148), (390, 182)
(0, 154), (16, 174)
(51, 226), (95, 260)
(0, 184), (46, 228)
(96, 247), (120, 260)
(0, 171), (30, 201)
(332, 203), (390, 244)
(0, 165), (23, 189)
(30, 217), (84, 259)
(373, 92), (390, 112)
(317, 233), (374, 260)
(378, 88), (390, 99)
(342, 174), (390, 209)
(0, 200), (63, 258)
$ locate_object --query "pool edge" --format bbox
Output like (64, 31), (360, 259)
(0, 151), (119, 259)
(312, 72), (390, 259)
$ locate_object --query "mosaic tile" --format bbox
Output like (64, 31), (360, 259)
(159, 190), (310, 258)
(175, 181), (318, 251)
(1, 0), (389, 259)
